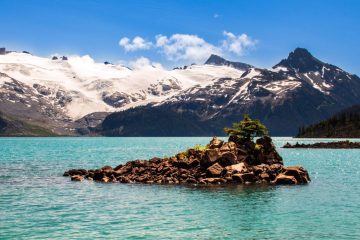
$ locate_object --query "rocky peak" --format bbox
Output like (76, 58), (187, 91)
(205, 54), (227, 65)
(274, 48), (325, 73)
(205, 54), (253, 71)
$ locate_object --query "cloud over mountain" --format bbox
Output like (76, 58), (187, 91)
(119, 36), (153, 52)
(118, 31), (257, 63)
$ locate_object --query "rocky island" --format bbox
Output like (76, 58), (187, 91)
(64, 115), (310, 185)
(283, 140), (360, 149)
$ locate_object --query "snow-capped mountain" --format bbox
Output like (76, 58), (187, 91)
(1, 48), (360, 136)
(0, 50), (246, 135)
(98, 48), (360, 136)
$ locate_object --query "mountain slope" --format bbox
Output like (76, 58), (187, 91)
(98, 48), (360, 136)
(297, 104), (360, 138)
(0, 111), (57, 136)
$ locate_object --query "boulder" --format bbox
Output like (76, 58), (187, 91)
(256, 136), (275, 153)
(225, 162), (247, 174)
(208, 137), (224, 149)
(114, 164), (132, 175)
(273, 174), (298, 184)
(265, 152), (283, 165)
(93, 171), (105, 181)
(113, 164), (123, 171)
(200, 148), (221, 168)
(232, 172), (257, 183)
(240, 172), (257, 183)
(63, 169), (87, 176)
(71, 175), (84, 181)
(101, 176), (110, 183)
(101, 166), (113, 173)
(187, 158), (200, 168)
(203, 178), (224, 184)
(174, 156), (200, 169)
(259, 173), (270, 181)
(232, 174), (243, 183)
(207, 163), (225, 177)
(282, 166), (310, 183)
(251, 164), (270, 174)
(219, 141), (237, 152)
(218, 152), (237, 166)
(269, 163), (283, 172)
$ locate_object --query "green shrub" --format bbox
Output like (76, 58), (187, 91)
(193, 144), (208, 152)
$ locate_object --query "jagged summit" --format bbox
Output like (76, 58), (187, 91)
(205, 54), (227, 64)
(274, 47), (325, 72)
(205, 54), (253, 71)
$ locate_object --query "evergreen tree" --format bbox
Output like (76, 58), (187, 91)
(224, 114), (268, 141)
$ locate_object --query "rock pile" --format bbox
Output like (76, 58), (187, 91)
(64, 136), (310, 185)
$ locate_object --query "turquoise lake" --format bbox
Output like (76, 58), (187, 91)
(1, 137), (360, 239)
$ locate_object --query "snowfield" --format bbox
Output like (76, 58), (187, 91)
(0, 52), (244, 119)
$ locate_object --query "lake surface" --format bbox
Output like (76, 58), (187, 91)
(1, 137), (360, 239)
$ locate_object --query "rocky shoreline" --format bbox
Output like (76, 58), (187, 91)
(64, 136), (310, 185)
(283, 140), (360, 149)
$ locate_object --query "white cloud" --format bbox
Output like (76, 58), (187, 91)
(118, 31), (257, 63)
(213, 13), (220, 18)
(222, 31), (257, 56)
(119, 36), (152, 52)
(129, 56), (163, 70)
(155, 34), (168, 47)
(155, 34), (222, 63)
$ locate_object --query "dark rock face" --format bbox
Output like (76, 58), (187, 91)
(33, 83), (52, 96)
(64, 136), (310, 185)
(0, 115), (8, 130)
(102, 92), (138, 108)
(205, 54), (253, 71)
(274, 48), (324, 73)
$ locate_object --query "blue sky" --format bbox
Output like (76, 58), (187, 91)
(0, 0), (359, 73)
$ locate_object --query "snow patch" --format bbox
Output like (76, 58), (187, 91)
(272, 66), (288, 72)
(243, 68), (261, 79)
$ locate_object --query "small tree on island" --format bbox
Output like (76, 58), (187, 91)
(224, 114), (268, 141)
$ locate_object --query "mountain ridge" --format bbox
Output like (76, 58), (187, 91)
(1, 47), (360, 136)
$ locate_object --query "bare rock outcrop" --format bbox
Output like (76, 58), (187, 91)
(64, 136), (310, 185)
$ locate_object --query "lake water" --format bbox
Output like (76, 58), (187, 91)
(1, 137), (360, 239)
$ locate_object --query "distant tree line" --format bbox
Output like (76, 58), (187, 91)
(297, 104), (360, 138)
